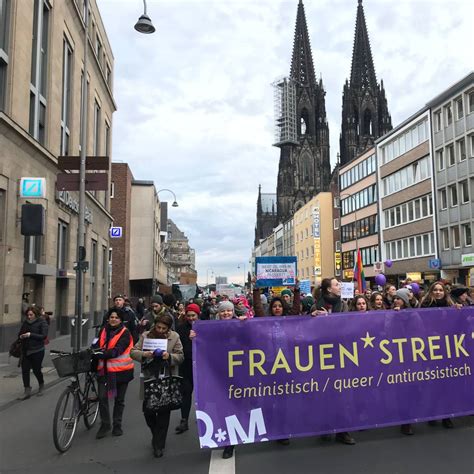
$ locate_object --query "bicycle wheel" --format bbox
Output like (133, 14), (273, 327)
(83, 373), (100, 429)
(53, 386), (79, 453)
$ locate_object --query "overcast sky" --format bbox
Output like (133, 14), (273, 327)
(99, 0), (473, 286)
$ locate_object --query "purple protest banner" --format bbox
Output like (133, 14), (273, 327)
(193, 308), (474, 448)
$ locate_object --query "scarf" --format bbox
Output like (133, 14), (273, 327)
(320, 294), (343, 313)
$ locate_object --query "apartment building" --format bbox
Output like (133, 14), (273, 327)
(428, 72), (474, 284)
(0, 0), (116, 350)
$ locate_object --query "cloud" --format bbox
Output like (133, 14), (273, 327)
(99, 0), (473, 285)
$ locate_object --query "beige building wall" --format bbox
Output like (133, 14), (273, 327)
(0, 0), (116, 349)
(294, 192), (334, 287)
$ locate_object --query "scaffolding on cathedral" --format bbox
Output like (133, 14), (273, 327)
(272, 76), (298, 146)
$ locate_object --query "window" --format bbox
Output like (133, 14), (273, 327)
(24, 236), (42, 264)
(463, 224), (472, 247)
(444, 103), (452, 126)
(434, 110), (442, 131)
(470, 135), (474, 157)
(469, 91), (474, 114)
(437, 149), (444, 170)
(460, 180), (469, 203)
(335, 240), (341, 252)
(57, 220), (68, 269)
(457, 138), (466, 161)
(449, 185), (458, 206)
(29, 0), (50, 144)
(385, 232), (434, 260)
(110, 181), (114, 198)
(447, 144), (455, 166)
(451, 226), (460, 248)
(339, 154), (376, 190)
(95, 34), (102, 62)
(93, 99), (101, 155)
(105, 63), (112, 86)
(441, 228), (449, 250)
(382, 156), (431, 197)
(60, 38), (72, 155)
(105, 121), (110, 157)
(455, 97), (464, 120)
(0, 0), (10, 111)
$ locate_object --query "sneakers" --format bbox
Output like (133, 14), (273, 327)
(112, 425), (123, 436)
(17, 387), (31, 401)
(400, 424), (414, 436)
(222, 446), (234, 459)
(335, 432), (356, 445)
(175, 418), (189, 434)
(96, 425), (111, 439)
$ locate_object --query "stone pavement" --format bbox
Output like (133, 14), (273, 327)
(0, 329), (96, 411)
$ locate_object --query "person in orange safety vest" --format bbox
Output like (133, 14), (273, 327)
(93, 308), (135, 439)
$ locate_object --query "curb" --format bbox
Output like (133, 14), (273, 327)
(0, 374), (67, 413)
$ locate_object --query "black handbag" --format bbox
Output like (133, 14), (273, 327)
(9, 339), (22, 358)
(143, 362), (183, 412)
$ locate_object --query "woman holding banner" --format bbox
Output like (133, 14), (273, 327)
(131, 313), (184, 458)
(311, 278), (356, 445)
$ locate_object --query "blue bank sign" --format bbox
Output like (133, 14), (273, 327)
(20, 178), (46, 198)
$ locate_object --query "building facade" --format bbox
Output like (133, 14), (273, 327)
(339, 147), (379, 283)
(339, 0), (392, 165)
(293, 192), (334, 287)
(428, 73), (474, 284)
(0, 0), (115, 350)
(377, 109), (437, 284)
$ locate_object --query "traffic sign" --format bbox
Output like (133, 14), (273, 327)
(110, 227), (123, 238)
(428, 258), (441, 270)
(20, 177), (46, 198)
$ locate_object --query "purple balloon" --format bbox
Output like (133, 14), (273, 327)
(410, 282), (420, 295)
(385, 259), (393, 268)
(375, 273), (386, 286)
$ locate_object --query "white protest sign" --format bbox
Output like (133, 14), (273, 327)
(142, 338), (167, 352)
(340, 282), (355, 299)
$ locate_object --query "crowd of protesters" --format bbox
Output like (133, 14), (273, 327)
(14, 277), (474, 459)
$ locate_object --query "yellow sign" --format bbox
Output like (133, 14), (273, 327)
(344, 269), (354, 279)
(406, 272), (422, 281)
(271, 286), (286, 296)
(314, 238), (321, 275)
(334, 252), (341, 272)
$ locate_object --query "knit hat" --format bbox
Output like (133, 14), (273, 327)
(451, 286), (469, 298)
(302, 295), (315, 312)
(186, 303), (201, 315)
(151, 295), (163, 305)
(395, 289), (410, 307)
(217, 301), (234, 313)
(281, 289), (293, 297)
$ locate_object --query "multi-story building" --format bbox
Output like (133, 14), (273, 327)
(427, 73), (474, 284)
(0, 0), (115, 350)
(376, 109), (437, 284)
(163, 219), (196, 284)
(293, 192), (334, 287)
(129, 180), (167, 296)
(282, 217), (294, 257)
(339, 147), (379, 285)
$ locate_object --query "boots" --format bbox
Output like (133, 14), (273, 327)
(96, 424), (111, 439)
(175, 418), (189, 434)
(222, 446), (234, 459)
(17, 387), (31, 401)
(37, 383), (44, 397)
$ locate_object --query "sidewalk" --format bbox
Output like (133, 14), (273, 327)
(0, 329), (95, 411)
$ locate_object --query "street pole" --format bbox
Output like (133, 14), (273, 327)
(74, 0), (89, 352)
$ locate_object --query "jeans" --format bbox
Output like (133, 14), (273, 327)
(21, 350), (45, 388)
(98, 381), (129, 428)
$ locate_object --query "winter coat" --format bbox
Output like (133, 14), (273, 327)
(142, 306), (176, 331)
(253, 288), (301, 317)
(176, 321), (193, 379)
(18, 317), (49, 355)
(130, 329), (184, 399)
(311, 294), (349, 314)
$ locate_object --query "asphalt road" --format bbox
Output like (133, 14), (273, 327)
(1, 372), (473, 474)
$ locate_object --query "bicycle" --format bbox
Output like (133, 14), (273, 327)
(51, 348), (101, 453)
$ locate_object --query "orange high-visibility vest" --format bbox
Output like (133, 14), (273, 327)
(97, 327), (134, 373)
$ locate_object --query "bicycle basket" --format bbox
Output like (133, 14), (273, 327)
(52, 350), (92, 377)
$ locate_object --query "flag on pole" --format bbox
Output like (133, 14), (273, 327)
(353, 248), (366, 292)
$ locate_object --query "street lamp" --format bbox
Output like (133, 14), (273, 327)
(134, 0), (156, 34)
(157, 189), (179, 208)
(74, 0), (155, 351)
(237, 263), (246, 287)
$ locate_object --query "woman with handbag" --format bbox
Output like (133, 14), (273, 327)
(17, 306), (49, 400)
(131, 313), (184, 458)
(93, 308), (134, 439)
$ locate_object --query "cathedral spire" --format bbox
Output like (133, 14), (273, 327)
(290, 0), (316, 86)
(350, 0), (377, 91)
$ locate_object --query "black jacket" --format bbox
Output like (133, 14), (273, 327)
(19, 317), (49, 354)
(176, 321), (193, 378)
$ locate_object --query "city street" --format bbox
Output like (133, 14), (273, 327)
(1, 367), (473, 474)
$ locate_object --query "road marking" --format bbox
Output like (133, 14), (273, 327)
(209, 448), (235, 474)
